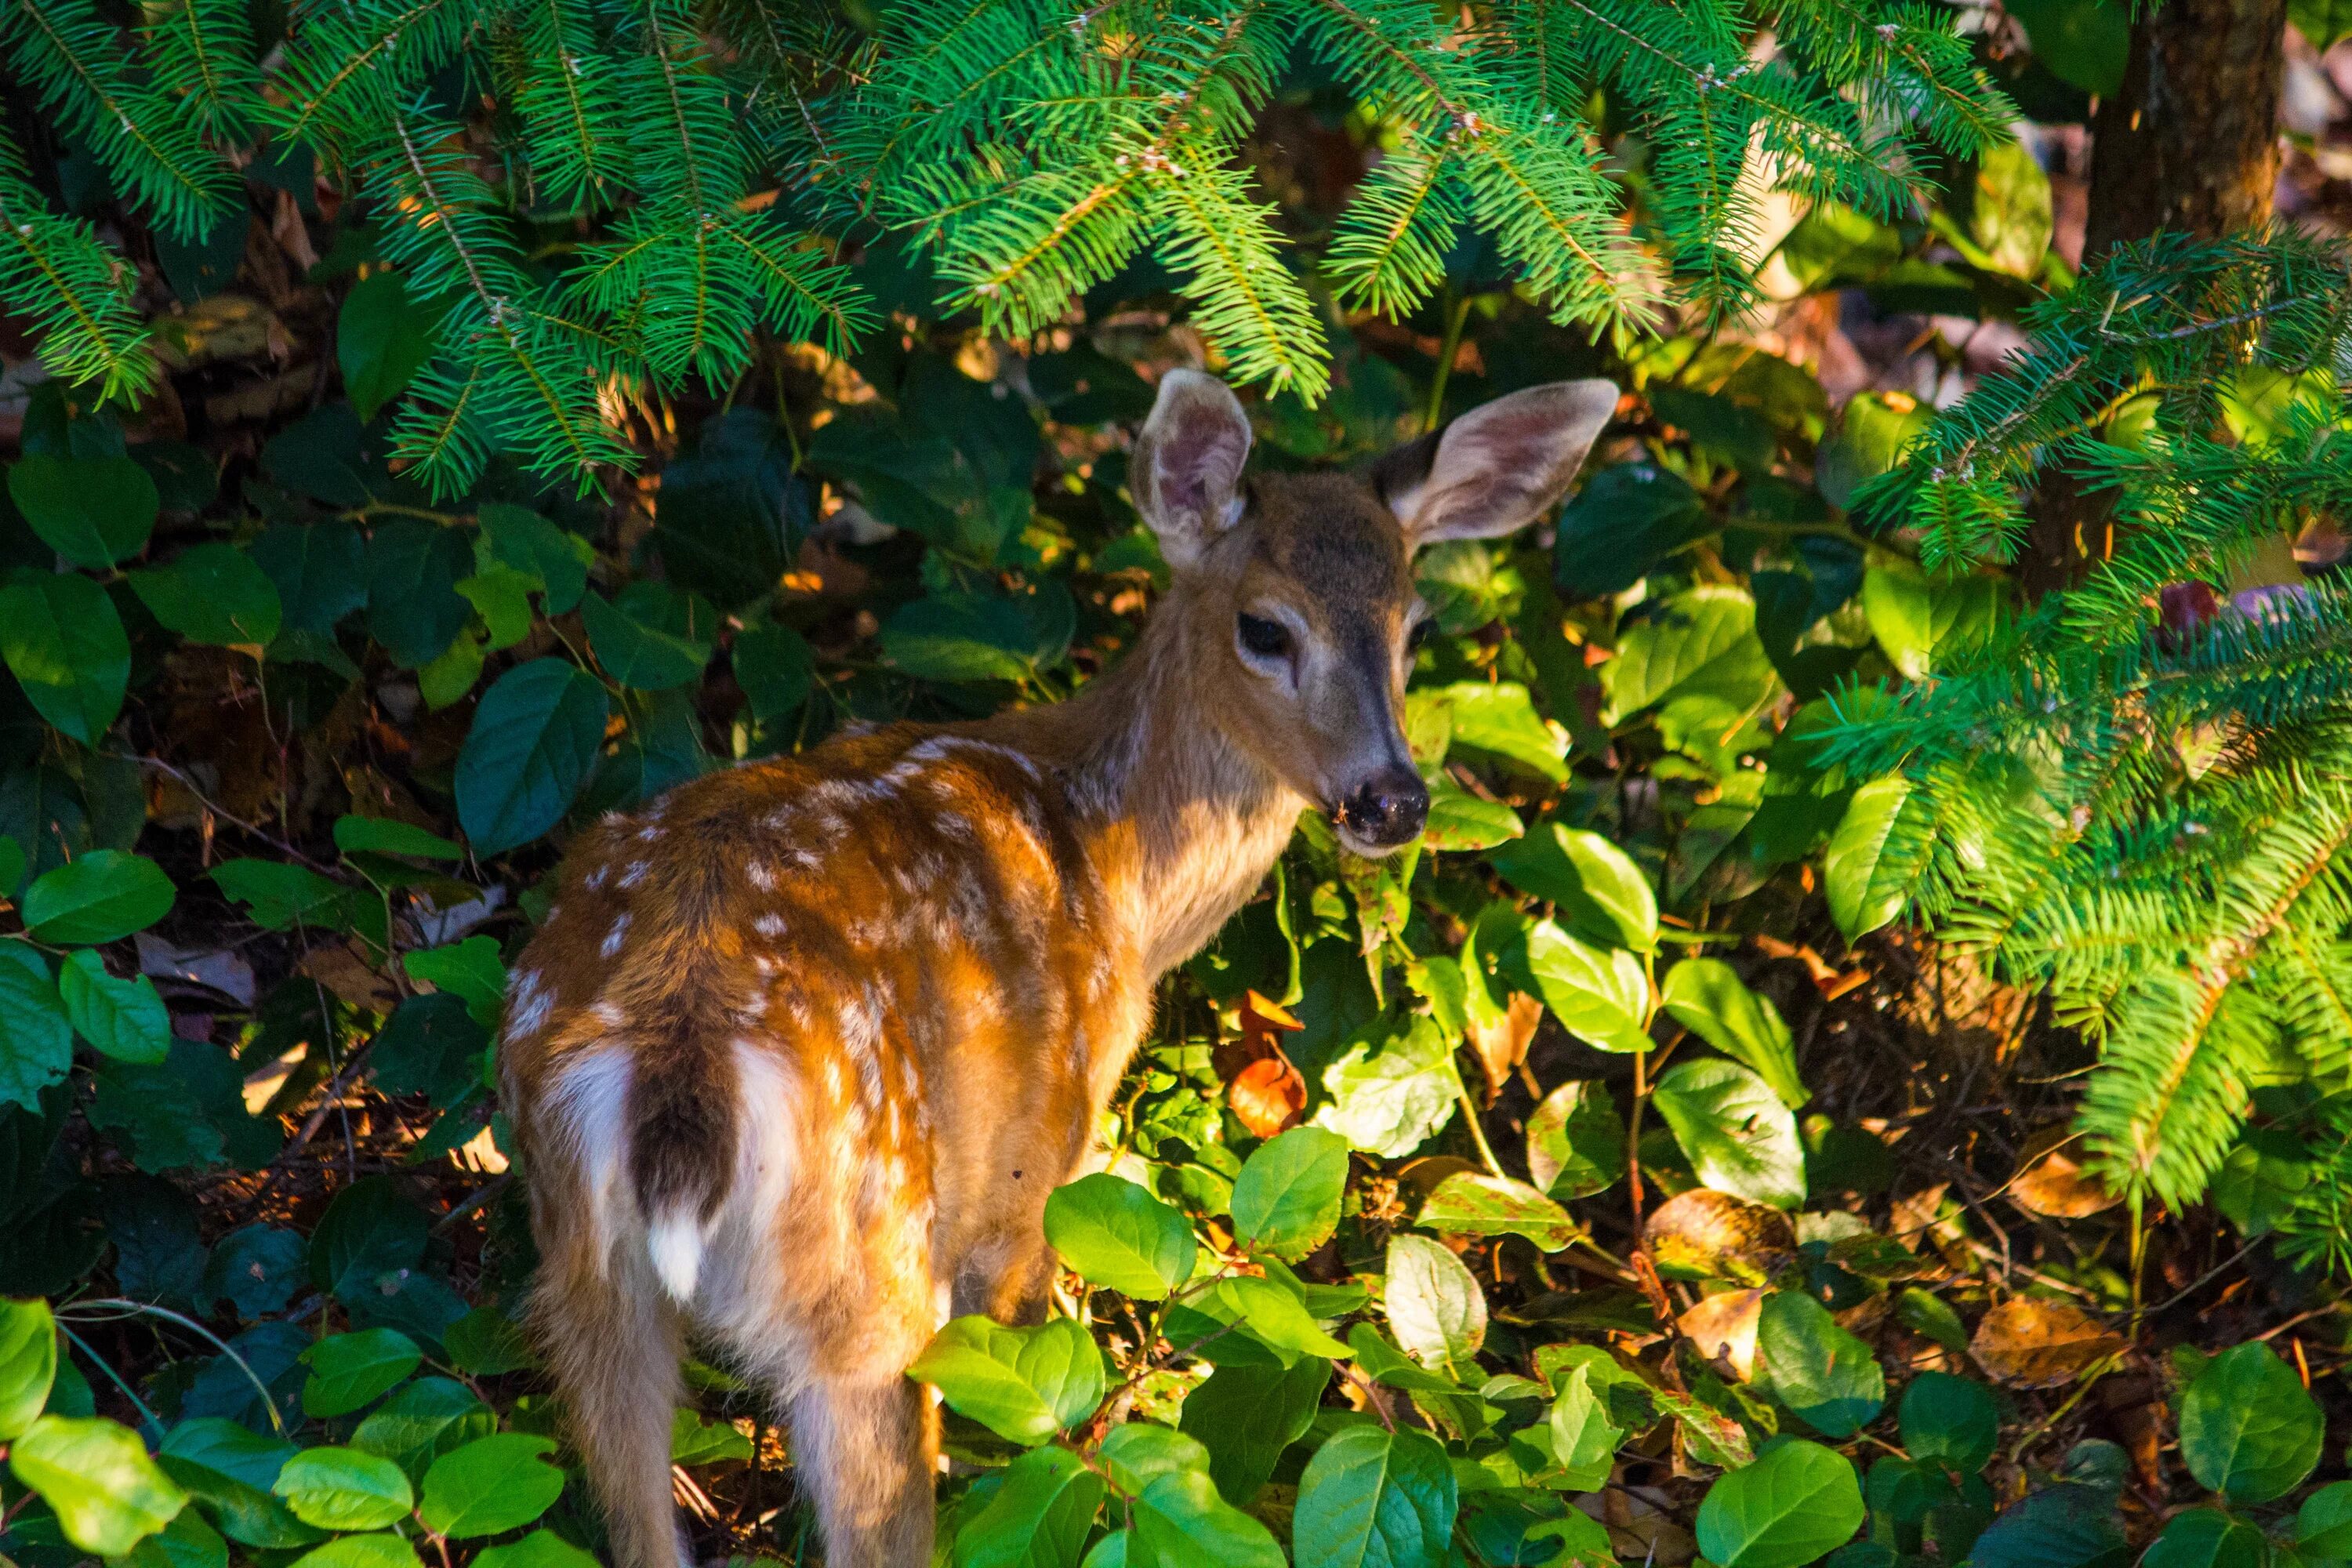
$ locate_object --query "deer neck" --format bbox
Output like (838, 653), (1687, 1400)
(992, 590), (1304, 976)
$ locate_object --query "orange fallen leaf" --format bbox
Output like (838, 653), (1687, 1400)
(1466, 991), (1543, 1100)
(1229, 1055), (1306, 1138)
(1752, 934), (1868, 999)
(2007, 1126), (2123, 1219)
(1643, 1188), (1796, 1285)
(1679, 1287), (1764, 1380)
(1969, 1296), (2126, 1388)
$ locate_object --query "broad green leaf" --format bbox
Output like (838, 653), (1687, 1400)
(1526, 1078), (1625, 1200)
(1229, 1126), (1349, 1261)
(369, 994), (490, 1109)
(1695, 1438), (1864, 1568)
(1816, 394), (1933, 510)
(1044, 1173), (1194, 1298)
(1432, 681), (1566, 782)
(1899, 1373), (1998, 1473)
(1129, 1464), (1287, 1568)
(440, 1309), (532, 1377)
(1314, 1014), (1457, 1158)
(1555, 461), (1711, 599)
(2299, 1482), (2352, 1559)
(1548, 1364), (1624, 1488)
(1967, 141), (2053, 280)
(332, 816), (463, 862)
(2178, 1342), (2324, 1503)
(2005, 0), (2129, 95)
(111, 1501), (228, 1568)
(1418, 1171), (1581, 1253)
(286, 1534), (424, 1568)
(301, 1330), (423, 1418)
(0, 1296), (56, 1440)
(955, 1444), (1105, 1568)
(1522, 921), (1650, 1053)
(579, 583), (718, 691)
(338, 269), (445, 421)
(1421, 782), (1522, 851)
(271, 1446), (414, 1531)
(1491, 825), (1657, 952)
(417, 1434), (564, 1537)
(1759, 1292), (1885, 1438)
(129, 544), (283, 647)
(472, 1530), (601, 1568)
(1824, 776), (1915, 942)
(1205, 1276), (1352, 1360)
(60, 949), (171, 1063)
(1178, 1356), (1329, 1505)
(1602, 586), (1767, 722)
(1385, 1233), (1485, 1381)
(209, 860), (350, 933)
(10, 1414), (188, 1556)
(0, 570), (132, 742)
(906, 1316), (1104, 1444)
(1293, 1424), (1457, 1568)
(365, 521), (472, 670)
(455, 659), (610, 855)
(154, 1419), (315, 1549)
(1653, 1058), (1807, 1209)
(1860, 556), (2002, 681)
(734, 623), (815, 721)
(880, 590), (1070, 683)
(24, 851), (176, 944)
(670, 1409), (753, 1465)
(1662, 960), (1806, 1109)
(401, 938), (506, 1029)
(350, 1378), (494, 1483)
(0, 940), (73, 1109)
(2143, 1509), (2267, 1568)
(477, 506), (592, 615)
(8, 454), (158, 567)
(250, 521), (368, 637)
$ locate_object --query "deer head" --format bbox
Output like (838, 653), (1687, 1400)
(1131, 368), (1619, 857)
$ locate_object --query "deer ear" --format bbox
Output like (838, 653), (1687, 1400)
(1132, 369), (1252, 570)
(1377, 379), (1620, 549)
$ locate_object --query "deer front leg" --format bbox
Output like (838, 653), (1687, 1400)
(949, 1224), (1057, 1324)
(786, 1358), (938, 1568)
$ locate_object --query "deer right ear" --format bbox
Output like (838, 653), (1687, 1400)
(1132, 369), (1252, 570)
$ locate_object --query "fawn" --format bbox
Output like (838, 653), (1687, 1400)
(498, 368), (1618, 1567)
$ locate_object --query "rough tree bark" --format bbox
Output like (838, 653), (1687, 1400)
(2021, 0), (2288, 597)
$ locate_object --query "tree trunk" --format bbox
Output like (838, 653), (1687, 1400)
(2024, 0), (2287, 596)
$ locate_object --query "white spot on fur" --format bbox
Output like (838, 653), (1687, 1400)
(619, 860), (649, 888)
(746, 861), (776, 891)
(753, 913), (786, 938)
(506, 970), (552, 1038)
(648, 1213), (707, 1301)
(601, 913), (632, 957)
(592, 1000), (626, 1029)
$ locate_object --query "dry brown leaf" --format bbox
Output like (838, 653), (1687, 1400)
(1678, 1287), (1763, 1379)
(1466, 991), (1543, 1100)
(2007, 1126), (2123, 1218)
(1642, 1189), (1796, 1284)
(1969, 1296), (2126, 1388)
(1229, 1054), (1305, 1138)
(1751, 933), (1870, 999)
(298, 942), (400, 1012)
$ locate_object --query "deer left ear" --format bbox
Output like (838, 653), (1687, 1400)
(1374, 379), (1620, 549)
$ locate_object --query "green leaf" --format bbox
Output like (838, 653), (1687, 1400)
(2177, 1342), (2324, 1503)
(1421, 782), (1522, 852)
(1759, 1292), (1885, 1438)
(1967, 142), (2053, 281)
(1293, 1424), (1457, 1568)
(1129, 1464), (1287, 1568)
(1204, 1276), (1352, 1361)
(1548, 1364), (1624, 1488)
(8, 455), (158, 568)
(1521, 921), (1650, 1053)
(154, 1419), (314, 1549)
(477, 506), (591, 616)
(209, 860), (350, 933)
(1419, 1171), (1581, 1253)
(471, 1530), (601, 1568)
(10, 1414), (188, 1557)
(2292, 0), (2352, 46)
(271, 1447), (414, 1532)
(1313, 1014), (1458, 1157)
(1860, 557), (2002, 681)
(1044, 1173), (1195, 1299)
(2005, 0), (2129, 95)
(1229, 1126), (1349, 1262)
(880, 590), (1070, 683)
(332, 816), (463, 862)
(251, 521), (368, 637)
(1492, 825), (1657, 952)
(128, 545), (283, 647)
(60, 949), (171, 1063)
(1526, 1078), (1625, 1200)
(1178, 1358), (1329, 1506)
(365, 521), (473, 670)
(286, 1533), (425, 1568)
(1555, 461), (1711, 599)
(24, 851), (176, 944)
(1662, 960), (1806, 1109)
(1824, 776), (1915, 942)
(302, 1330), (423, 1418)
(1695, 1438), (1864, 1568)
(2299, 1482), (2352, 1559)
(906, 1316), (1104, 1445)
(401, 938), (506, 1030)
(579, 583), (719, 691)
(1432, 682), (1566, 782)
(0, 945), (74, 1112)
(669, 1409), (753, 1465)
(0, 1296), (56, 1440)
(0, 570), (132, 742)
(440, 1309), (532, 1377)
(111, 1499), (229, 1568)
(338, 270), (445, 422)
(417, 1434), (564, 1538)
(350, 1379), (494, 1483)
(2143, 1509), (2267, 1568)
(1898, 1373), (1998, 1473)
(1603, 587), (1769, 722)
(955, 1444), (1105, 1568)
(1385, 1233), (1485, 1381)
(455, 660), (610, 855)
(1653, 1058), (1807, 1209)
(734, 624), (815, 722)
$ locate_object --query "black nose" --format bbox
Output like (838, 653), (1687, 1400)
(1338, 769), (1430, 848)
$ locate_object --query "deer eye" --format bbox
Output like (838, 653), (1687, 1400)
(1236, 613), (1292, 660)
(1407, 617), (1437, 652)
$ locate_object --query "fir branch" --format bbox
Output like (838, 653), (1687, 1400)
(0, 132), (154, 402)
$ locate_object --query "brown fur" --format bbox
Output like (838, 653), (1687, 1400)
(499, 372), (1615, 1568)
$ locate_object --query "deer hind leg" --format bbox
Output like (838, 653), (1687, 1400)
(785, 1356), (938, 1568)
(533, 1247), (690, 1568)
